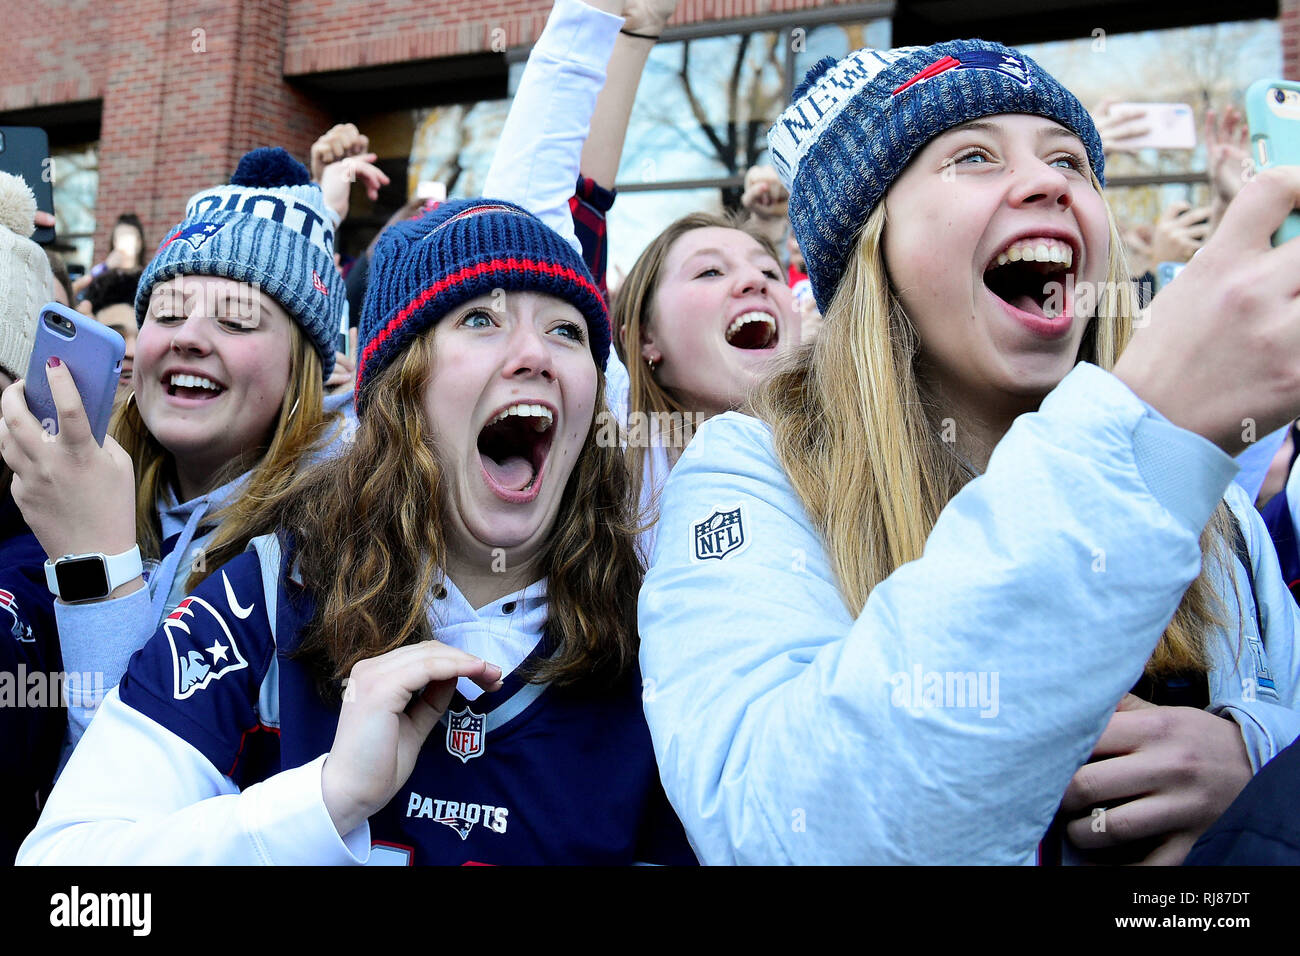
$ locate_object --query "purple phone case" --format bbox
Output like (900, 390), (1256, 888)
(24, 302), (125, 445)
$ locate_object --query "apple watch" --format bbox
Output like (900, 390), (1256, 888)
(44, 545), (144, 604)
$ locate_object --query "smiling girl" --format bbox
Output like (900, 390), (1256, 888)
(637, 40), (1300, 864)
(18, 199), (694, 865)
(0, 148), (352, 761)
(613, 215), (799, 554)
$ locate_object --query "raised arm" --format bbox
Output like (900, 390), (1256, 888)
(481, 0), (624, 252)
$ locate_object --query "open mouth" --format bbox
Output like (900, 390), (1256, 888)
(164, 372), (226, 400)
(725, 311), (779, 350)
(982, 237), (1075, 319)
(477, 402), (555, 502)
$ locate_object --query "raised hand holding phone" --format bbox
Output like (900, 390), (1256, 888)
(1113, 166), (1300, 453)
(0, 360), (139, 583)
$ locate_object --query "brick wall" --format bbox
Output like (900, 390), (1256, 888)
(1284, 0), (1300, 80)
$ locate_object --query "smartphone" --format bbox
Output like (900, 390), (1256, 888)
(0, 127), (55, 244)
(1245, 79), (1300, 246)
(1108, 103), (1197, 150)
(24, 302), (125, 446)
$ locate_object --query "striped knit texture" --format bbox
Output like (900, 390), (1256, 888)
(356, 198), (609, 414)
(778, 40), (1105, 315)
(134, 160), (343, 378)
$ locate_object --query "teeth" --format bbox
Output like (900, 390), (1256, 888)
(726, 311), (776, 339)
(991, 238), (1073, 271)
(169, 373), (220, 391)
(490, 403), (554, 432)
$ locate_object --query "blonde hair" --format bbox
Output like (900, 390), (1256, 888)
(109, 320), (340, 591)
(752, 180), (1231, 676)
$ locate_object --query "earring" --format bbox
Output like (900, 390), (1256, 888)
(647, 357), (659, 374)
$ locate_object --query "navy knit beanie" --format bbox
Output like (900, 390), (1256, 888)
(769, 40), (1105, 315)
(356, 198), (609, 414)
(135, 147), (343, 377)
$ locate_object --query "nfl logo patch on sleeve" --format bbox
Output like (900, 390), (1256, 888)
(691, 504), (752, 563)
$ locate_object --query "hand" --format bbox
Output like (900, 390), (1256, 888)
(33, 211), (55, 232)
(1093, 100), (1151, 155)
(319, 153), (390, 223)
(1113, 167), (1300, 454)
(0, 363), (139, 573)
(621, 0), (678, 35)
(1059, 695), (1252, 865)
(1147, 201), (1213, 264)
(1120, 222), (1154, 277)
(740, 165), (789, 221)
(103, 248), (128, 271)
(321, 643), (503, 836)
(310, 123), (371, 183)
(324, 347), (356, 394)
(1205, 105), (1253, 206)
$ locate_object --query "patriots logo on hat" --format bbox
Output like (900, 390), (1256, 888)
(892, 50), (1032, 96)
(422, 204), (533, 241)
(158, 221), (226, 253)
(312, 270), (329, 295)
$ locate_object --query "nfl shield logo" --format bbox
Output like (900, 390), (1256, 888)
(446, 707), (485, 763)
(692, 505), (749, 562)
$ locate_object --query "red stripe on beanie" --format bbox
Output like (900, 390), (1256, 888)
(356, 256), (605, 394)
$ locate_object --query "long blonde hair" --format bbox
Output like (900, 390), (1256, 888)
(752, 185), (1232, 676)
(109, 320), (340, 591)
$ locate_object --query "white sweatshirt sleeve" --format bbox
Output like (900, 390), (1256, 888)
(480, 0), (622, 253)
(17, 688), (371, 866)
(1214, 484), (1300, 771)
(55, 585), (155, 767)
(638, 363), (1240, 864)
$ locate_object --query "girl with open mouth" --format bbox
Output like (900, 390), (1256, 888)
(614, 215), (799, 556)
(637, 39), (1300, 864)
(19, 198), (694, 866)
(0, 147), (356, 770)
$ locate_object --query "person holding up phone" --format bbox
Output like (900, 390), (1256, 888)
(0, 148), (356, 770)
(0, 170), (63, 862)
(638, 40), (1300, 864)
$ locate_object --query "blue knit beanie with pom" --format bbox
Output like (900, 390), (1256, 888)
(769, 40), (1104, 314)
(355, 198), (609, 415)
(135, 147), (343, 377)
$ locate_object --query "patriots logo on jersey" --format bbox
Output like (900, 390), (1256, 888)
(436, 815), (476, 840)
(446, 707), (485, 763)
(0, 589), (33, 643)
(164, 585), (250, 700)
(158, 221), (226, 253)
(892, 50), (1032, 96)
(692, 505), (750, 562)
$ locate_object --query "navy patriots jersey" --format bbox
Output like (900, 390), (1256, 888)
(1, 495), (63, 863)
(117, 543), (695, 865)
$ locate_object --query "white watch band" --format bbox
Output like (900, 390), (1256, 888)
(44, 545), (144, 600)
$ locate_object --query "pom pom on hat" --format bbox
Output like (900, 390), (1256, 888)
(789, 56), (839, 105)
(230, 147), (312, 188)
(0, 171), (54, 381)
(0, 171), (38, 238)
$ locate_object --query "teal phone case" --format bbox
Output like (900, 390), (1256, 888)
(1245, 78), (1300, 246)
